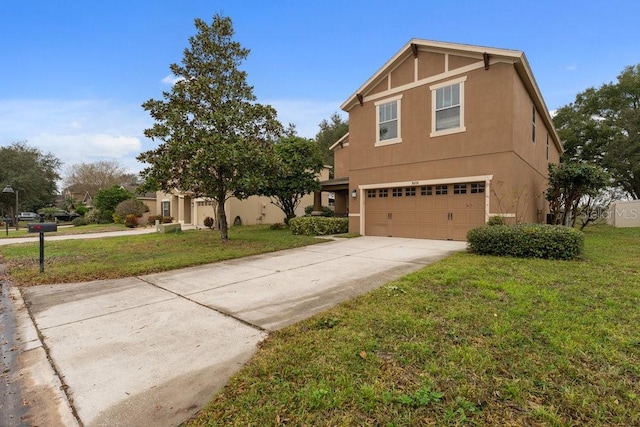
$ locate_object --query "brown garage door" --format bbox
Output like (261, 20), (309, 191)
(364, 182), (486, 240)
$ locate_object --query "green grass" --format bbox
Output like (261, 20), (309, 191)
(0, 225), (324, 285)
(186, 225), (640, 426)
(0, 222), (129, 238)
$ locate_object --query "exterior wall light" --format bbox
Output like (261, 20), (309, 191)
(351, 189), (357, 198)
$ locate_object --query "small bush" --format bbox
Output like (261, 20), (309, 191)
(72, 217), (89, 227)
(467, 224), (584, 260)
(203, 216), (214, 228)
(84, 209), (100, 224)
(124, 214), (138, 228)
(486, 215), (506, 226)
(114, 198), (148, 223)
(289, 217), (348, 236)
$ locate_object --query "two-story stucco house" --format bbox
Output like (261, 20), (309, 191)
(323, 39), (562, 240)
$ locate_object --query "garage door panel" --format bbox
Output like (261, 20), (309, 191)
(364, 182), (487, 240)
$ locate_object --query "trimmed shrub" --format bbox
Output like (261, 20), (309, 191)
(72, 217), (89, 227)
(203, 216), (214, 228)
(114, 198), (148, 224)
(289, 217), (348, 236)
(467, 224), (584, 260)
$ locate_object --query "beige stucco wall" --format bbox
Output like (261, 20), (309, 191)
(607, 200), (640, 227)
(156, 167), (330, 227)
(343, 49), (560, 235)
(333, 144), (350, 178)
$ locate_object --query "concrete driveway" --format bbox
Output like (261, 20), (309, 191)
(17, 236), (466, 426)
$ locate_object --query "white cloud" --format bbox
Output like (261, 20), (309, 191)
(161, 74), (184, 85)
(0, 99), (153, 175)
(266, 99), (345, 138)
(565, 64), (577, 71)
(0, 97), (347, 182)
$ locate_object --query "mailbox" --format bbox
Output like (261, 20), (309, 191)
(28, 222), (58, 233)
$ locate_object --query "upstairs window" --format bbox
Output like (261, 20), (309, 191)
(532, 105), (537, 143)
(375, 95), (402, 145)
(546, 133), (550, 160)
(431, 76), (466, 137)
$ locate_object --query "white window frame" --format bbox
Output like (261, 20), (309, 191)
(430, 76), (466, 137)
(532, 104), (537, 143)
(375, 94), (402, 146)
(161, 201), (170, 218)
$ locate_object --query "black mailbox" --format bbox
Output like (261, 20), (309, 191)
(28, 222), (58, 233)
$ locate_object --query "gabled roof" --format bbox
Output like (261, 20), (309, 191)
(341, 39), (562, 152)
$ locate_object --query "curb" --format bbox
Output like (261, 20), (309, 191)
(10, 286), (79, 426)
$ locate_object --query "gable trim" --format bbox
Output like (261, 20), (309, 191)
(329, 132), (349, 151)
(361, 58), (506, 105)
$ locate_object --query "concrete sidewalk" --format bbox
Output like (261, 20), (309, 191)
(17, 236), (466, 426)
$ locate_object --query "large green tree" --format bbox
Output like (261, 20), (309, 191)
(554, 64), (640, 198)
(545, 162), (610, 228)
(260, 134), (325, 224)
(314, 113), (348, 178)
(94, 185), (134, 222)
(0, 141), (61, 215)
(138, 15), (281, 240)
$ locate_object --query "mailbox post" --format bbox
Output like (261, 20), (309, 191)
(28, 214), (57, 273)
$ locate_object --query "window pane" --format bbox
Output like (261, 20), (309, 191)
(436, 106), (460, 131)
(379, 101), (397, 122)
(452, 83), (460, 104)
(380, 120), (397, 140)
(444, 86), (452, 107)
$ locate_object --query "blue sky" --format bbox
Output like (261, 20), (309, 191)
(1, 0), (639, 178)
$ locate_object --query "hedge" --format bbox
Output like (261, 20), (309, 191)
(289, 217), (349, 236)
(467, 224), (584, 260)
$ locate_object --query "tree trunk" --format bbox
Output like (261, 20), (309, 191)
(216, 190), (228, 241)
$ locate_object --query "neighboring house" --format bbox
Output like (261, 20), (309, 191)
(62, 185), (156, 224)
(156, 168), (330, 227)
(61, 189), (94, 208)
(319, 39), (562, 240)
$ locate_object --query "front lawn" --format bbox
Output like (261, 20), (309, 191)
(187, 225), (640, 426)
(0, 226), (324, 285)
(0, 222), (130, 239)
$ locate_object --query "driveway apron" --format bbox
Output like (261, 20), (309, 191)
(20, 236), (466, 426)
